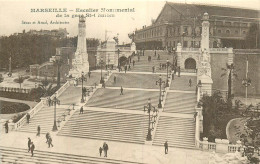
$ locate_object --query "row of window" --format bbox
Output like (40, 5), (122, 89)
(166, 41), (201, 48)
(216, 21), (248, 27)
(217, 29), (247, 35)
(136, 27), (164, 39)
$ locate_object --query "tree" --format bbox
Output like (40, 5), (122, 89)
(53, 59), (63, 88)
(200, 91), (228, 139)
(221, 63), (238, 100)
(16, 76), (25, 89)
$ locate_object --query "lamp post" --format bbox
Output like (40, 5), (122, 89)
(166, 59), (169, 87)
(144, 98), (158, 141)
(242, 78), (251, 107)
(100, 57), (104, 84)
(117, 49), (120, 72)
(51, 93), (60, 131)
(81, 71), (85, 103)
(156, 74), (165, 108)
(242, 56), (251, 106)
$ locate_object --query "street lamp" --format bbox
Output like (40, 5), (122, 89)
(51, 93), (60, 131)
(166, 59), (169, 87)
(100, 57), (104, 84)
(242, 78), (251, 106)
(144, 98), (158, 141)
(117, 49), (120, 71)
(80, 71), (86, 103)
(156, 74), (165, 108)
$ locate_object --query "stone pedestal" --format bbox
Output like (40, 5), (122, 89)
(202, 137), (209, 150)
(40, 97), (50, 106)
(198, 74), (213, 96)
(176, 43), (182, 67)
(215, 139), (229, 153)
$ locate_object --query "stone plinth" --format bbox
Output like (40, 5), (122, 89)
(215, 139), (229, 153)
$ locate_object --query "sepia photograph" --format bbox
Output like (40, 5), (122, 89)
(0, 0), (259, 163)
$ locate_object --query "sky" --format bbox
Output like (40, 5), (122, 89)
(0, 0), (259, 44)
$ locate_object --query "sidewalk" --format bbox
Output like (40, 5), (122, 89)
(0, 131), (211, 164)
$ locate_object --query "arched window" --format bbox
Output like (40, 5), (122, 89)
(226, 30), (230, 34)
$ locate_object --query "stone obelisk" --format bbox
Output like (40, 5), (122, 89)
(69, 15), (89, 77)
(197, 12), (213, 95)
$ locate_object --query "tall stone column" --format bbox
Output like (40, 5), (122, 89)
(69, 15), (89, 77)
(197, 13), (213, 96)
(176, 43), (182, 67)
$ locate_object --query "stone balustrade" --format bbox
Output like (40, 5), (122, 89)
(182, 48), (200, 52)
(0, 87), (31, 93)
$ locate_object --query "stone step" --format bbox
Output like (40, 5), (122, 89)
(0, 146), (142, 164)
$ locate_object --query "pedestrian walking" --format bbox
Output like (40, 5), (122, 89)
(74, 79), (77, 87)
(157, 54), (160, 60)
(189, 79), (192, 87)
(36, 125), (40, 136)
(4, 121), (8, 133)
(80, 106), (83, 114)
(102, 82), (106, 88)
(114, 76), (117, 84)
(26, 113), (30, 124)
(172, 73), (174, 80)
(164, 141), (168, 154)
(31, 142), (35, 157)
(28, 137), (31, 152)
(124, 65), (127, 73)
(103, 142), (109, 157)
(46, 132), (50, 143)
(120, 86), (123, 95)
(194, 112), (198, 122)
(178, 66), (180, 77)
(128, 65), (131, 71)
(154, 50), (157, 57)
(48, 98), (51, 106)
(48, 137), (53, 148)
(99, 147), (103, 157)
(152, 66), (155, 73)
(138, 55), (140, 62)
(133, 60), (135, 66)
(88, 71), (91, 78)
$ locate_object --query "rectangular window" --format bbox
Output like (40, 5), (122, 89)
(184, 26), (188, 35)
(216, 21), (223, 25)
(242, 23), (247, 27)
(183, 41), (188, 48)
(225, 22), (231, 26)
(234, 22), (240, 26)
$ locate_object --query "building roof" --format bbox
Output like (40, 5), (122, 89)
(166, 2), (260, 19)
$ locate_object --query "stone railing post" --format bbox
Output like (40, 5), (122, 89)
(202, 137), (209, 150)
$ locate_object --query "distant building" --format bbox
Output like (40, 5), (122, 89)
(27, 28), (68, 38)
(132, 2), (260, 49)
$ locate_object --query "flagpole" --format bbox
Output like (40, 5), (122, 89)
(246, 55), (248, 106)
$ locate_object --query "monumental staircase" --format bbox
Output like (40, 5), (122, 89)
(86, 88), (159, 111)
(18, 106), (68, 134)
(152, 116), (195, 149)
(58, 110), (148, 144)
(164, 92), (196, 114)
(130, 50), (174, 73)
(152, 74), (197, 149)
(0, 146), (143, 164)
